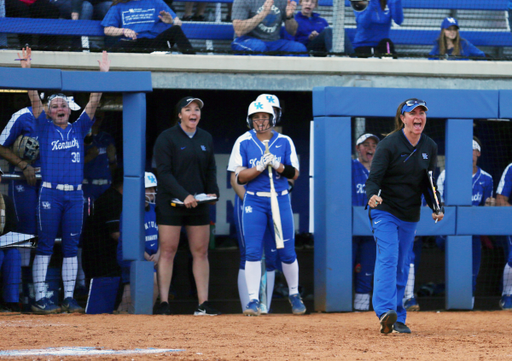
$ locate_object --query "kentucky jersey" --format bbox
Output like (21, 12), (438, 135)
(497, 163), (512, 199)
(352, 159), (370, 206)
(227, 130), (299, 193)
(37, 110), (92, 185)
(144, 203), (158, 256)
(437, 167), (493, 206)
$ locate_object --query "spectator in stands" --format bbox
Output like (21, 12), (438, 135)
(0, 167), (22, 312)
(231, 0), (308, 56)
(429, 17), (486, 60)
(71, 0), (111, 21)
(102, 0), (195, 54)
(182, 2), (206, 21)
(6, 0), (60, 49)
(352, 133), (378, 311)
(351, 0), (403, 57)
(508, 1), (512, 37)
(116, 172), (159, 313)
(82, 167), (123, 281)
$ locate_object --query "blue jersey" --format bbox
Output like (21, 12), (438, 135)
(353, 0), (403, 48)
(37, 110), (93, 185)
(352, 159), (370, 206)
(497, 163), (512, 199)
(0, 107), (42, 170)
(437, 167), (493, 205)
(84, 131), (115, 182)
(101, 0), (177, 40)
(144, 203), (158, 256)
(429, 39), (486, 60)
(227, 130), (299, 194)
(293, 12), (329, 46)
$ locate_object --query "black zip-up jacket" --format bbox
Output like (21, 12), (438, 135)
(154, 124), (219, 205)
(365, 129), (439, 222)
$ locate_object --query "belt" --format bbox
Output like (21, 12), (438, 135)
(83, 179), (110, 185)
(42, 182), (82, 191)
(246, 190), (288, 197)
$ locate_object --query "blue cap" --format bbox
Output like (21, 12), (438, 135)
(401, 99), (428, 114)
(441, 17), (459, 30)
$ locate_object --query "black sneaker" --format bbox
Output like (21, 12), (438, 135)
(153, 302), (171, 315)
(393, 322), (411, 334)
(194, 301), (220, 316)
(379, 310), (397, 334)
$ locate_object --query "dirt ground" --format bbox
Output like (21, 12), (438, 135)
(0, 311), (511, 360)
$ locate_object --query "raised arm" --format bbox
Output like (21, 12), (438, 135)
(84, 51), (110, 120)
(18, 47), (44, 119)
(232, 0), (273, 38)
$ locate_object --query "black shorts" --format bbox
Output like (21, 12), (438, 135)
(156, 197), (210, 226)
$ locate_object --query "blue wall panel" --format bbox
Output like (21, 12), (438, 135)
(458, 207), (512, 235)
(446, 236), (473, 309)
(313, 87), (498, 119)
(0, 68), (61, 90)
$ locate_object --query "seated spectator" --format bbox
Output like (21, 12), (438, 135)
(0, 0), (6, 48)
(102, 0), (195, 54)
(116, 172), (159, 313)
(351, 0), (403, 57)
(71, 0), (111, 20)
(292, 0), (353, 55)
(182, 2), (206, 21)
(6, 0), (60, 49)
(429, 17), (485, 60)
(231, 0), (308, 56)
(0, 167), (22, 312)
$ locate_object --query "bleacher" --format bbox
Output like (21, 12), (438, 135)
(0, 0), (511, 57)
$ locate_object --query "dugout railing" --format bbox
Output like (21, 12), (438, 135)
(312, 86), (512, 312)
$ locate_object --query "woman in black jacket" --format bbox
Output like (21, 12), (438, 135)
(366, 98), (443, 334)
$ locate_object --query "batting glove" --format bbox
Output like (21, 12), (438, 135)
(265, 153), (281, 170)
(256, 155), (267, 172)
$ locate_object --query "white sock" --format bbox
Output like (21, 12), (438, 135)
(19, 248), (31, 267)
(237, 268), (250, 312)
(282, 260), (299, 296)
(76, 248), (86, 288)
(266, 270), (275, 311)
(503, 263), (512, 295)
(32, 255), (51, 302)
(354, 293), (370, 311)
(404, 263), (415, 300)
(245, 261), (261, 301)
(62, 257), (78, 299)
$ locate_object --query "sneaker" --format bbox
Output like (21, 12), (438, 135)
(153, 302), (171, 315)
(243, 299), (261, 316)
(0, 302), (21, 312)
(500, 295), (512, 310)
(31, 297), (61, 314)
(404, 297), (420, 312)
(61, 297), (84, 313)
(194, 301), (220, 316)
(288, 293), (307, 315)
(379, 310), (397, 334)
(393, 322), (412, 334)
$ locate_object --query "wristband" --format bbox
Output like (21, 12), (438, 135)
(18, 161), (28, 171)
(280, 164), (295, 179)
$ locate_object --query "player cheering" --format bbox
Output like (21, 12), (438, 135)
(19, 47), (110, 314)
(366, 98), (443, 334)
(228, 99), (305, 316)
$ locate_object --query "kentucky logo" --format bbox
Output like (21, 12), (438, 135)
(42, 201), (51, 209)
(422, 153), (429, 160)
(201, 145), (206, 151)
(51, 138), (79, 151)
(245, 206), (253, 213)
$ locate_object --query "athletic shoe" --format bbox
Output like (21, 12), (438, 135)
(289, 293), (307, 315)
(153, 302), (171, 315)
(393, 322), (412, 334)
(404, 297), (420, 312)
(61, 297), (84, 313)
(194, 301), (220, 316)
(243, 299), (261, 316)
(0, 302), (21, 312)
(379, 310), (397, 334)
(31, 297), (61, 314)
(500, 295), (512, 310)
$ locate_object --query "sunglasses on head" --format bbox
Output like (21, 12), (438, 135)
(405, 99), (427, 107)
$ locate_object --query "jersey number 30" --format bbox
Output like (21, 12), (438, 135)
(71, 152), (80, 163)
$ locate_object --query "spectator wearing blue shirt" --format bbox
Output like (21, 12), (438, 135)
(436, 137), (494, 307)
(352, 133), (378, 311)
(352, 0), (403, 57)
(429, 17), (486, 60)
(102, 0), (195, 54)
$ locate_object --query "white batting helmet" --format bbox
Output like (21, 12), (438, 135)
(255, 94), (282, 123)
(246, 101), (275, 129)
(12, 135), (40, 162)
(144, 172), (157, 204)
